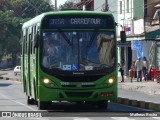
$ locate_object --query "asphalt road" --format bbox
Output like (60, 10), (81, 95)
(0, 71), (159, 120)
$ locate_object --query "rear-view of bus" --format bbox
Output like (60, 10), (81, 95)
(21, 11), (117, 110)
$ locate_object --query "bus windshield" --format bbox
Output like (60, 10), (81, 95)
(41, 31), (115, 71)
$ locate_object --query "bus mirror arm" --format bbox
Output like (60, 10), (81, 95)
(34, 34), (39, 48)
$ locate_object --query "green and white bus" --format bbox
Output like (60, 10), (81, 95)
(21, 11), (118, 110)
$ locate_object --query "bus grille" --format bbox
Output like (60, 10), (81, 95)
(61, 85), (95, 88)
(65, 92), (92, 98)
(57, 75), (103, 82)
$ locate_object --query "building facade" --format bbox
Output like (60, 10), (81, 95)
(73, 0), (94, 10)
(107, 0), (160, 74)
(71, 0), (160, 73)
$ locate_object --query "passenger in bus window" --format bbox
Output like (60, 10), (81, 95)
(42, 36), (51, 68)
(43, 35), (61, 68)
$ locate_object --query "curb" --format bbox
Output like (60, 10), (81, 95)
(117, 97), (160, 111)
(0, 73), (7, 76)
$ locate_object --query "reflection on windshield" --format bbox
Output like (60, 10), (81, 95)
(41, 31), (115, 71)
(97, 33), (114, 65)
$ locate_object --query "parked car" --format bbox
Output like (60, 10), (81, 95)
(14, 66), (21, 76)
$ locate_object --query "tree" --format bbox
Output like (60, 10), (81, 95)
(0, 0), (54, 67)
(59, 1), (77, 10)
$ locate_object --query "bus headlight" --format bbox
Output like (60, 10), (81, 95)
(104, 77), (115, 86)
(108, 78), (114, 84)
(43, 78), (50, 84)
(41, 78), (54, 88)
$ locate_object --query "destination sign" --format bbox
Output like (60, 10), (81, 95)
(42, 15), (114, 29)
(50, 18), (101, 25)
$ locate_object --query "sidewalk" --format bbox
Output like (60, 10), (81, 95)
(0, 70), (8, 77)
(0, 69), (20, 81)
(118, 76), (160, 111)
(118, 76), (160, 95)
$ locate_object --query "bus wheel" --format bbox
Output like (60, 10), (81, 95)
(38, 101), (50, 110)
(27, 96), (35, 105)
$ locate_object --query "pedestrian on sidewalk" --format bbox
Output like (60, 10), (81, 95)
(118, 58), (125, 82)
(129, 61), (136, 83)
(135, 57), (143, 82)
(142, 56), (149, 81)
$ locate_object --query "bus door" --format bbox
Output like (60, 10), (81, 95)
(25, 28), (32, 96)
(29, 26), (37, 98)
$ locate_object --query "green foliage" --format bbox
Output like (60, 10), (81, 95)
(0, 0), (54, 66)
(59, 1), (77, 10)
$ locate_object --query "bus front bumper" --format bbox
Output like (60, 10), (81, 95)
(38, 85), (117, 102)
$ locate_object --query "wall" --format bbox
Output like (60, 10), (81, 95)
(132, 41), (152, 62)
(117, 0), (134, 36)
(133, 0), (144, 19)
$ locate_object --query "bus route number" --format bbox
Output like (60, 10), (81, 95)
(60, 82), (69, 85)
(50, 19), (64, 25)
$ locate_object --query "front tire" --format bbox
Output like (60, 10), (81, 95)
(38, 101), (51, 110)
(27, 96), (35, 105)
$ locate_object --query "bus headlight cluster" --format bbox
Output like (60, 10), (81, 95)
(42, 78), (54, 88)
(104, 77), (115, 86)
(108, 78), (114, 84)
(43, 78), (50, 84)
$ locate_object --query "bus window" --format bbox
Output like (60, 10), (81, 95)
(41, 31), (115, 71)
(32, 26), (37, 54)
(29, 34), (32, 54)
(25, 29), (28, 54)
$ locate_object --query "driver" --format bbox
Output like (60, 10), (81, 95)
(42, 34), (60, 68)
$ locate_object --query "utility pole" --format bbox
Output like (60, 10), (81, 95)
(55, 0), (57, 11)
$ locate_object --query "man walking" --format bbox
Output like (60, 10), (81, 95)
(135, 57), (143, 82)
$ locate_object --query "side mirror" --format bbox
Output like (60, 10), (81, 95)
(34, 34), (39, 48)
(120, 31), (126, 43)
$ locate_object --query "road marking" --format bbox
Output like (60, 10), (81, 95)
(111, 117), (136, 120)
(73, 117), (91, 120)
(152, 117), (160, 120)
(0, 93), (37, 111)
(28, 118), (49, 120)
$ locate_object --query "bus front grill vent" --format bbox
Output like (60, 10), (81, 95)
(65, 92), (92, 98)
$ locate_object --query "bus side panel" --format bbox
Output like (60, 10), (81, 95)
(21, 31), (25, 91)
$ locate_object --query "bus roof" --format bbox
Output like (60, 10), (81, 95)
(22, 11), (114, 29)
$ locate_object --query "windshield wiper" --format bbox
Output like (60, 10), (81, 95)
(58, 29), (72, 46)
(87, 29), (99, 48)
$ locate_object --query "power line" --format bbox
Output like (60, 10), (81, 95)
(73, 0), (95, 10)
(75, 0), (91, 9)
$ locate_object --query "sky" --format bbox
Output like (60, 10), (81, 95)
(52, 0), (68, 7)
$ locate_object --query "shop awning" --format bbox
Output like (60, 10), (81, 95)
(145, 29), (160, 40)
